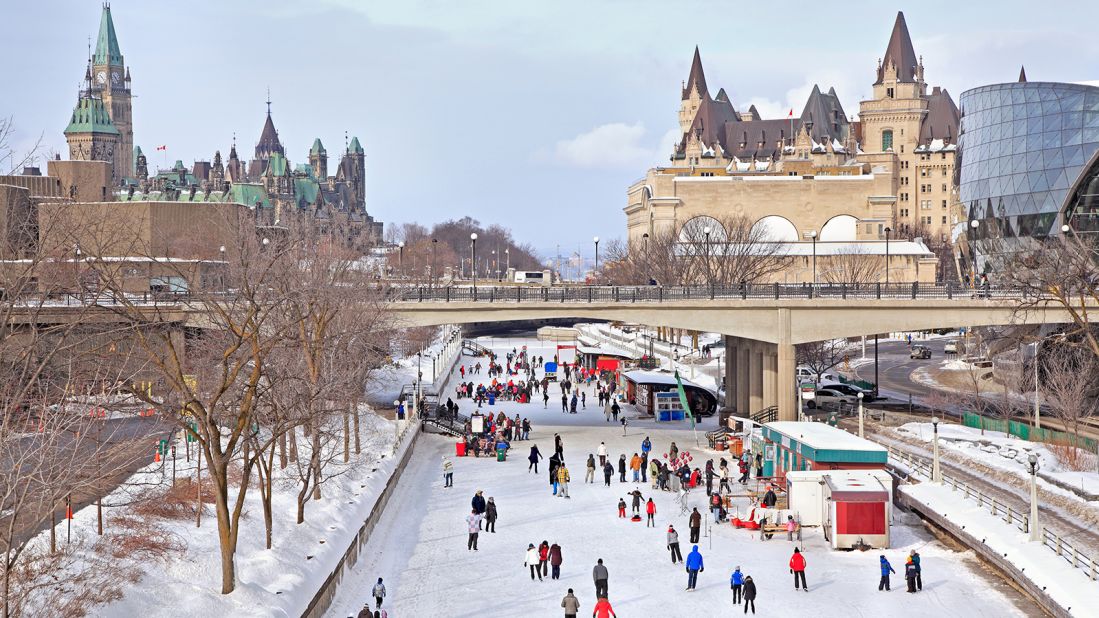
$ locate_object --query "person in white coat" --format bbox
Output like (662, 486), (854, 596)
(466, 510), (482, 551)
(525, 543), (543, 581)
(597, 442), (608, 468)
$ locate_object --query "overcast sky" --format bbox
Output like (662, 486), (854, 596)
(5, 0), (1097, 260)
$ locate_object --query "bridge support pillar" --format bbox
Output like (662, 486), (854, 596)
(777, 308), (796, 422)
(763, 347), (777, 411)
(735, 340), (750, 420)
(749, 343), (764, 415)
(719, 335), (739, 427)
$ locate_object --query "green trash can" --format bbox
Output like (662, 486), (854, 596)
(496, 446), (506, 462)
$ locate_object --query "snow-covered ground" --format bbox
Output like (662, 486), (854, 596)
(326, 336), (1028, 618)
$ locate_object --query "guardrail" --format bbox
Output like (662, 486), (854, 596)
(390, 282), (1028, 303)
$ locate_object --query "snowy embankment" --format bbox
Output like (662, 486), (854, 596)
(31, 327), (464, 616)
(902, 482), (1099, 617)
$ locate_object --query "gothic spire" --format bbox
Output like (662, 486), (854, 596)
(681, 46), (709, 101)
(875, 11), (919, 84)
(93, 3), (123, 66)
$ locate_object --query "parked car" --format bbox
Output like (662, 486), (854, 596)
(910, 345), (932, 359)
(806, 388), (858, 409)
(821, 382), (875, 402)
(944, 340), (959, 355)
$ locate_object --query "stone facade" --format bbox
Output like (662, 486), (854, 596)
(626, 11), (960, 282)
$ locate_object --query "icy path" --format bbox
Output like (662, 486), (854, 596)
(326, 337), (1031, 618)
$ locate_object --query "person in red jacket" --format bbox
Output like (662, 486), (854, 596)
(538, 540), (551, 579)
(789, 547), (807, 591)
(645, 498), (656, 527)
(592, 597), (617, 618)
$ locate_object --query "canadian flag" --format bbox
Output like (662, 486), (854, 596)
(156, 145), (167, 151)
(788, 109), (794, 117)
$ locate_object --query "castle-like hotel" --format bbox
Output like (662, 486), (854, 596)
(60, 3), (382, 240)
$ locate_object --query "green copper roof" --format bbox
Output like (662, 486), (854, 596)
(294, 177), (320, 206)
(229, 183), (272, 209)
(64, 97), (120, 135)
(94, 5), (123, 66)
(265, 152), (289, 177)
(294, 163), (316, 179)
(348, 136), (364, 154)
(310, 138), (325, 155)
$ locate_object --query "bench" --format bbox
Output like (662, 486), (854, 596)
(759, 522), (800, 541)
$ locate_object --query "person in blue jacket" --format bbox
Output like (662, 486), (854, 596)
(878, 555), (895, 591)
(685, 545), (704, 590)
(641, 436), (652, 456)
(730, 566), (744, 603)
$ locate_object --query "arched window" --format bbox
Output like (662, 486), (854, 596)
(882, 129), (894, 152)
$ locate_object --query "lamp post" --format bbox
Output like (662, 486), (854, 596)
(593, 236), (600, 273)
(857, 392), (865, 438)
(431, 238), (438, 287)
(1027, 452), (1041, 542)
(470, 233), (478, 291)
(931, 416), (942, 483)
(808, 230), (818, 285)
(883, 226), (892, 287)
(1033, 343), (1041, 430)
(505, 248), (510, 278)
(398, 241), (405, 277)
(642, 232), (650, 282)
(969, 219), (980, 288)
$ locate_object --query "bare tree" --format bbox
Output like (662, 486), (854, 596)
(0, 117), (44, 175)
(1042, 340), (1099, 444)
(821, 248), (883, 285)
(796, 338), (855, 385)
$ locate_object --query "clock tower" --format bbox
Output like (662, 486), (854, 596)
(90, 3), (132, 184)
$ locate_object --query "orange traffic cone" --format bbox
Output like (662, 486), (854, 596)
(154, 449), (161, 463)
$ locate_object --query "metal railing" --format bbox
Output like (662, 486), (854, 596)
(389, 282), (1029, 304)
(1043, 528), (1099, 581)
(888, 447), (1029, 533)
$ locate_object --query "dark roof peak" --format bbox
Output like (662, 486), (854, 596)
(1019, 65), (1027, 82)
(876, 11), (919, 85)
(682, 46), (709, 100)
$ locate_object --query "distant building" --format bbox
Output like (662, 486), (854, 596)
(626, 12), (960, 283)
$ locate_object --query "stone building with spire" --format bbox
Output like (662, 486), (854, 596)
(625, 11), (958, 283)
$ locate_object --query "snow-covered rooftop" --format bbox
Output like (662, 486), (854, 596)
(765, 421), (888, 453)
(622, 370), (710, 392)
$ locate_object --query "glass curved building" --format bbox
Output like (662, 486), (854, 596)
(957, 81), (1099, 274)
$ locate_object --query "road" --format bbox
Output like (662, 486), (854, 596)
(852, 338), (954, 406)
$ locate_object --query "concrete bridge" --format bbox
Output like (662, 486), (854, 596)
(389, 284), (1080, 423)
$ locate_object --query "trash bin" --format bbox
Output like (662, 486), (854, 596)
(496, 447), (506, 462)
(488, 393), (496, 405)
(456, 441), (467, 457)
(728, 438), (743, 457)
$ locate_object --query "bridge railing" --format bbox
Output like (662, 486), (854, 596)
(389, 282), (1026, 303)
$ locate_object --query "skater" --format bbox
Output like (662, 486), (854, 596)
(472, 490), (487, 529)
(669, 441), (679, 462)
(603, 461), (614, 486)
(544, 390), (550, 408)
(611, 399), (620, 422)
(626, 488), (644, 515)
(592, 559), (609, 599)
(561, 589), (580, 618)
(738, 458), (750, 484)
(570, 392), (578, 413)
(529, 444), (543, 473)
(711, 492), (723, 523)
(597, 442), (608, 468)
(786, 515), (798, 541)
(905, 556), (918, 593)
(466, 509), (482, 551)
(743, 575), (757, 614)
(705, 460), (714, 496)
(620, 417), (628, 436)
(910, 550), (922, 591)
(730, 566), (744, 603)
(485, 497), (498, 533)
(550, 453), (562, 495)
(592, 597), (617, 618)
(649, 459), (660, 489)
(640, 452), (648, 483)
(641, 436), (652, 458)
(581, 391), (586, 409)
(630, 453), (642, 482)
(618, 454), (627, 483)
(719, 463), (732, 494)
(645, 497), (656, 527)
(525, 543), (542, 581)
(879, 555), (895, 591)
(586, 454), (596, 483)
(442, 456), (453, 488)
(617, 498), (627, 518)
(539, 540), (551, 578)
(561, 392), (568, 412)
(550, 542), (563, 580)
(554, 433), (564, 457)
(667, 525), (683, 563)
(685, 545), (704, 590)
(790, 548), (807, 591)
(689, 507), (702, 543)
(372, 577), (386, 608)
(557, 463), (571, 498)
(755, 452), (763, 478)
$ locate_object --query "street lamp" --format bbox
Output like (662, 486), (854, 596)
(505, 248), (510, 277)
(808, 230), (818, 285)
(470, 232), (478, 291)
(857, 392), (865, 438)
(642, 232), (650, 282)
(1027, 452), (1041, 542)
(398, 241), (405, 277)
(931, 416), (942, 483)
(432, 238), (438, 287)
(883, 226), (892, 287)
(593, 236), (600, 273)
(969, 220), (980, 288)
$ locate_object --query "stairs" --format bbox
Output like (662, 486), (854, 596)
(422, 410), (469, 438)
(462, 340), (493, 357)
(750, 406), (777, 424)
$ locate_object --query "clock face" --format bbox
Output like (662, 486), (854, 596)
(111, 71), (120, 84)
(96, 71), (106, 84)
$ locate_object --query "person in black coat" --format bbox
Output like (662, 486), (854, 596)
(549, 453), (562, 487)
(471, 490), (487, 530)
(618, 454), (627, 483)
(762, 487), (778, 508)
(743, 575), (757, 614)
(485, 497), (498, 533)
(603, 461), (614, 486)
(528, 444), (543, 473)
